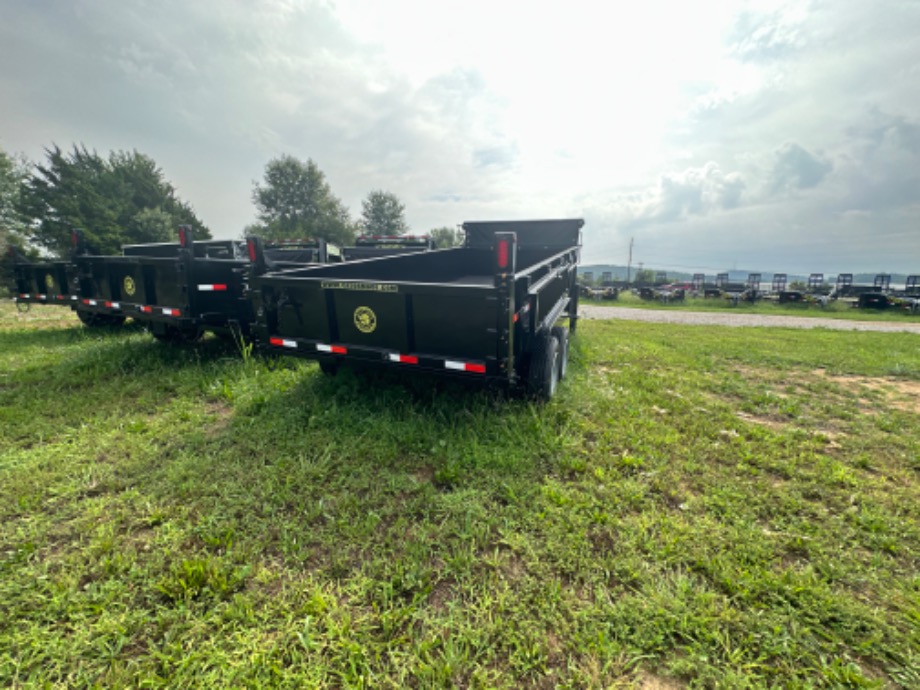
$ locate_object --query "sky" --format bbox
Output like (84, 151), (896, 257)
(1, 0), (918, 274)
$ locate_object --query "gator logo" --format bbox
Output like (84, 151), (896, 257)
(123, 275), (136, 296)
(45, 273), (54, 290)
(354, 306), (377, 334)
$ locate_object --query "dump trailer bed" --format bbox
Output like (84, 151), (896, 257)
(71, 228), (335, 338)
(7, 247), (77, 309)
(248, 219), (583, 399)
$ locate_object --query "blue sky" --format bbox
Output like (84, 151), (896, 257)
(1, 0), (918, 273)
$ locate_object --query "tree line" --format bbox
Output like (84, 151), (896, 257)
(1, 145), (463, 259)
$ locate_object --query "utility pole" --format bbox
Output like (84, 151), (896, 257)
(627, 237), (634, 284)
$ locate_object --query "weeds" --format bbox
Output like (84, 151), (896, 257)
(0, 302), (918, 687)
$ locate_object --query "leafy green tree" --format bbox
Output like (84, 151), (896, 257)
(19, 145), (210, 256)
(250, 155), (355, 245)
(429, 226), (464, 249)
(0, 146), (30, 254)
(359, 190), (408, 236)
(634, 268), (655, 284)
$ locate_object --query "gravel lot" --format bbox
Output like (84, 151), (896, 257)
(579, 305), (920, 333)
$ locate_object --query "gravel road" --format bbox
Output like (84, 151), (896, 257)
(578, 305), (920, 333)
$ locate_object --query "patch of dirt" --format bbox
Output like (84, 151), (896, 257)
(735, 411), (789, 431)
(427, 578), (454, 612)
(204, 400), (233, 437)
(412, 466), (435, 483)
(636, 672), (685, 689)
(502, 552), (527, 582)
(814, 369), (920, 414)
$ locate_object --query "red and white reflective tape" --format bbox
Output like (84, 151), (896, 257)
(161, 307), (181, 317)
(82, 298), (98, 306)
(139, 305), (153, 314)
(71, 295), (78, 301)
(56, 295), (67, 301)
(105, 301), (120, 309)
(19, 294), (30, 299)
(444, 360), (486, 374)
(269, 337), (297, 349)
(38, 294), (47, 300)
(197, 284), (228, 292)
(316, 343), (347, 355)
(388, 353), (419, 365)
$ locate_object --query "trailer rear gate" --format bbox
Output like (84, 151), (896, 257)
(249, 219), (583, 397)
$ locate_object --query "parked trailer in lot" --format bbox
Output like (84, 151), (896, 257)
(248, 219), (583, 399)
(70, 227), (338, 338)
(342, 234), (433, 261)
(8, 246), (78, 310)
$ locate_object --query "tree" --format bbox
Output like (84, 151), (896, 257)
(634, 268), (655, 284)
(19, 145), (210, 256)
(360, 190), (408, 236)
(250, 155), (355, 245)
(429, 226), (464, 249)
(0, 146), (30, 254)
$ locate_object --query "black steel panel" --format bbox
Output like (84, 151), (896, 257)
(412, 294), (496, 358)
(277, 289), (331, 342)
(332, 291), (410, 352)
(463, 219), (583, 251)
(148, 262), (186, 308)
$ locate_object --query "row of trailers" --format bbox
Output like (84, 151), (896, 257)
(6, 219), (584, 400)
(580, 271), (920, 312)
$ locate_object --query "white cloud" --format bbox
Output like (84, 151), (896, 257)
(0, 0), (918, 273)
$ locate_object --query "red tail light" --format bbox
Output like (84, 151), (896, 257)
(497, 239), (509, 269)
(71, 230), (78, 248)
(247, 239), (257, 262)
(178, 226), (188, 247)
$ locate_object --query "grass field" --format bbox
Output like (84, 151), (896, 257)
(1, 302), (919, 688)
(587, 290), (920, 322)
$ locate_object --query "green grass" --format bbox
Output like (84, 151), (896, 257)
(589, 289), (920, 322)
(1, 302), (919, 688)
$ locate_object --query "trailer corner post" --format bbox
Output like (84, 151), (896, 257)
(71, 228), (88, 257)
(247, 236), (269, 276)
(569, 262), (580, 334)
(178, 226), (196, 314)
(494, 231), (518, 384)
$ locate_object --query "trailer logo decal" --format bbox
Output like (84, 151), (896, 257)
(123, 276), (137, 296)
(321, 281), (398, 293)
(354, 306), (377, 333)
(44, 274), (54, 290)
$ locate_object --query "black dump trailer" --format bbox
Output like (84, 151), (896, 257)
(342, 234), (433, 261)
(248, 218), (583, 399)
(71, 227), (337, 339)
(7, 245), (77, 310)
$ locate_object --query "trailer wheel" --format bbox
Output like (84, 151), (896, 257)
(151, 325), (203, 343)
(76, 310), (105, 327)
(551, 326), (569, 380)
(528, 332), (560, 401)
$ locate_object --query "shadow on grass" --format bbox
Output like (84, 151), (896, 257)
(0, 319), (150, 353)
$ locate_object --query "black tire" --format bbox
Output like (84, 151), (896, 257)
(76, 310), (105, 327)
(319, 359), (339, 377)
(527, 332), (560, 401)
(151, 325), (203, 343)
(551, 326), (570, 380)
